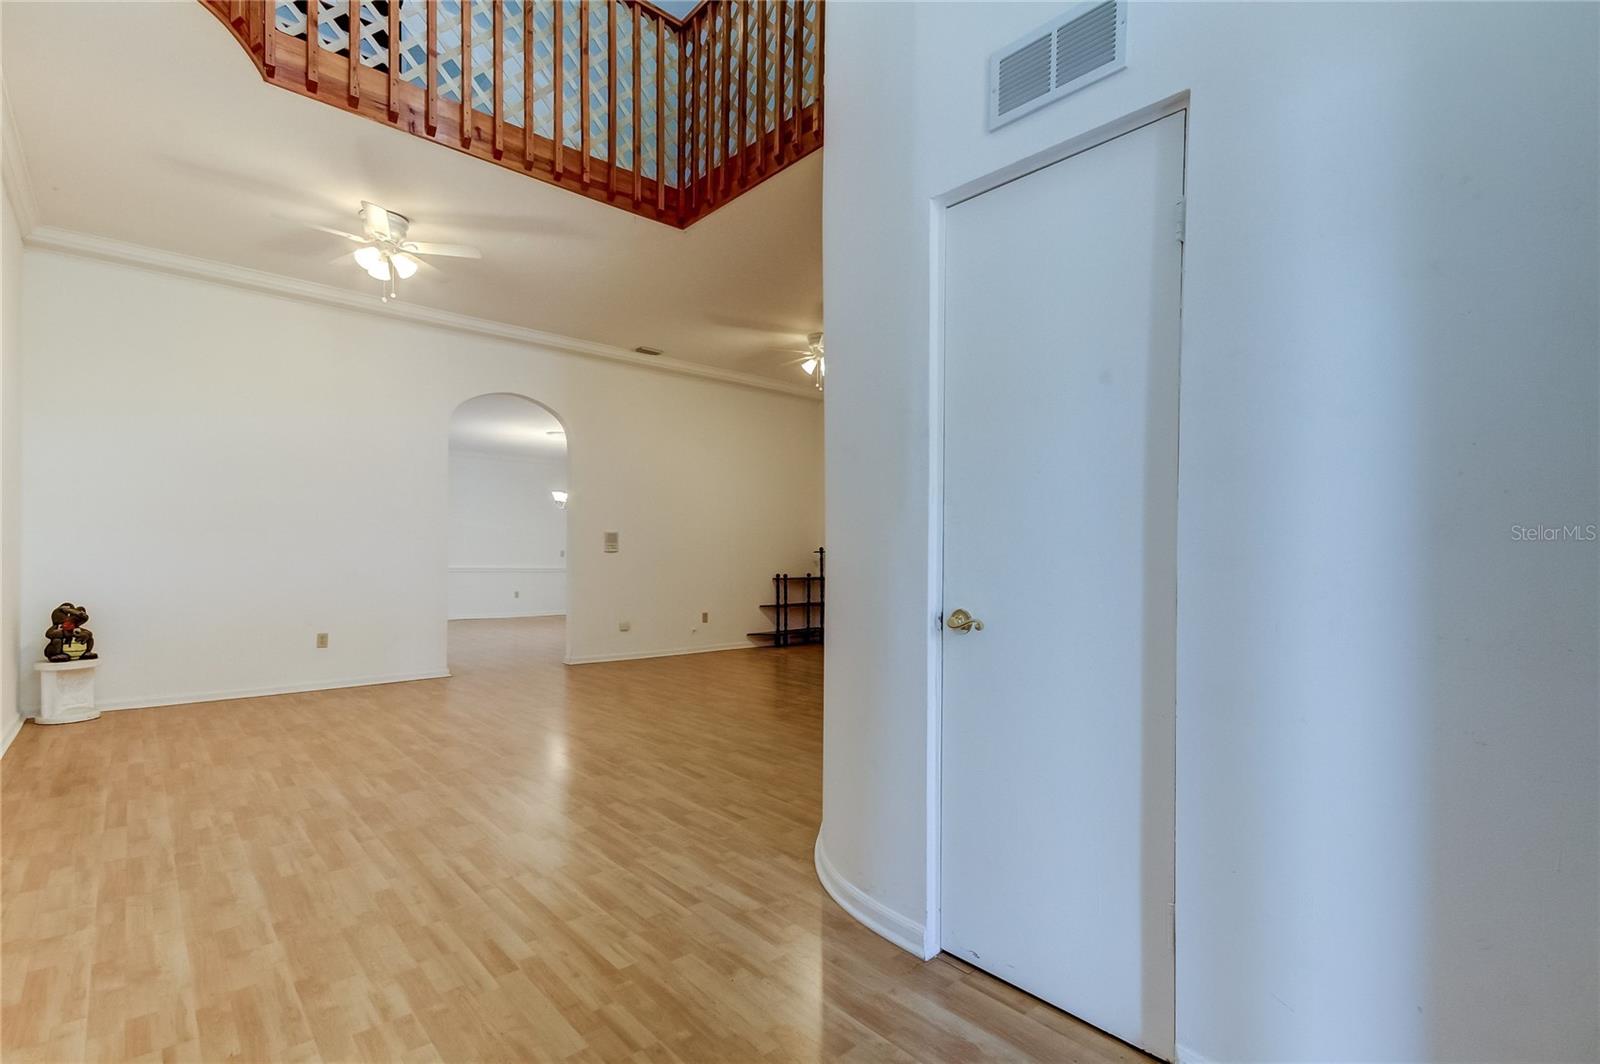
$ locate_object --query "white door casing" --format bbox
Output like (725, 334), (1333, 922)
(939, 110), (1185, 1059)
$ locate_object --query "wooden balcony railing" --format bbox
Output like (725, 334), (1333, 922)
(200, 0), (822, 227)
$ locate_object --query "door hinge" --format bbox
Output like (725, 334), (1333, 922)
(1174, 197), (1187, 243)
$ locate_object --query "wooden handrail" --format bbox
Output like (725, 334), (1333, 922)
(202, 0), (820, 228)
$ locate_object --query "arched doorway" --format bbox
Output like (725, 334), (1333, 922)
(446, 393), (570, 668)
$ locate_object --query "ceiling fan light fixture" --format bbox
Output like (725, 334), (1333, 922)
(353, 245), (389, 280)
(803, 332), (826, 388)
(312, 202), (480, 302)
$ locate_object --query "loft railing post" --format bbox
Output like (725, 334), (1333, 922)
(756, 0), (767, 180)
(493, 0), (505, 157)
(306, 0), (319, 89)
(689, 8), (698, 211)
(523, 0), (536, 170)
(655, 12), (666, 212)
(815, 0), (824, 140)
(348, 0), (361, 104)
(716, 4), (728, 200)
(685, 11), (694, 211)
(262, 0), (277, 75)
(702, 10), (711, 206)
(607, 0), (618, 197)
(790, 0), (802, 155)
(776, 0), (787, 164)
(706, 6), (717, 204)
(387, 0), (401, 120)
(579, 1), (590, 182)
(706, 7), (716, 204)
(387, 0), (399, 120)
(681, 11), (694, 222)
(632, 6), (642, 203)
(553, 0), (565, 178)
(737, 0), (748, 187)
(461, 0), (474, 147)
(426, 0), (438, 134)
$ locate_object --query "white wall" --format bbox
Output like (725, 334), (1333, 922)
(822, 4), (1599, 1063)
(0, 112), (24, 755)
(447, 448), (568, 619)
(17, 249), (823, 711)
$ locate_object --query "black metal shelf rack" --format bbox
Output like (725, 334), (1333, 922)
(748, 547), (825, 647)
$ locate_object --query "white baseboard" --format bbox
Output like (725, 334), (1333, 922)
(69, 670), (452, 714)
(813, 829), (932, 958)
(0, 711), (23, 760)
(1175, 1045), (1213, 1064)
(564, 641), (755, 665)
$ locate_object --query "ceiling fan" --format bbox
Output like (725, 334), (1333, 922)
(776, 332), (826, 388)
(307, 201), (482, 303)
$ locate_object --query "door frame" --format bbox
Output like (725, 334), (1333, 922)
(922, 93), (1191, 1002)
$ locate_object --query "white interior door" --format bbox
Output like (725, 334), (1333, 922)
(939, 111), (1185, 1059)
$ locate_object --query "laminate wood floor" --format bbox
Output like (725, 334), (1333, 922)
(3, 618), (1148, 1063)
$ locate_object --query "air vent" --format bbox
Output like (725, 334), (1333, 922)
(995, 34), (1052, 118)
(988, 0), (1127, 130)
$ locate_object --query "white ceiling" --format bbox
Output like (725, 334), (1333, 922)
(1, 1), (821, 386)
(449, 393), (568, 458)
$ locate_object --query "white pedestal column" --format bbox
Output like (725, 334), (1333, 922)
(34, 660), (100, 725)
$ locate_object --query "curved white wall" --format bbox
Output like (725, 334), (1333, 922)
(822, 4), (1599, 1062)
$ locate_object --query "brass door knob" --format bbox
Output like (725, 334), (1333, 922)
(946, 608), (984, 632)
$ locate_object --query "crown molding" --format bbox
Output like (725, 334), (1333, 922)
(22, 225), (822, 401)
(0, 76), (40, 237)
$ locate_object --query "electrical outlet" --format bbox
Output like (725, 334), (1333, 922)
(604, 531), (619, 553)
(701, 611), (709, 623)
(618, 620), (631, 632)
(316, 633), (329, 649)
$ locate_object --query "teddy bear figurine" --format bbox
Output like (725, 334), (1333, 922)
(44, 603), (96, 663)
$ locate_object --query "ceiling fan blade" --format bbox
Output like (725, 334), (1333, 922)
(328, 251), (360, 265)
(403, 241), (483, 259)
(360, 201), (394, 241)
(305, 222), (368, 243)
